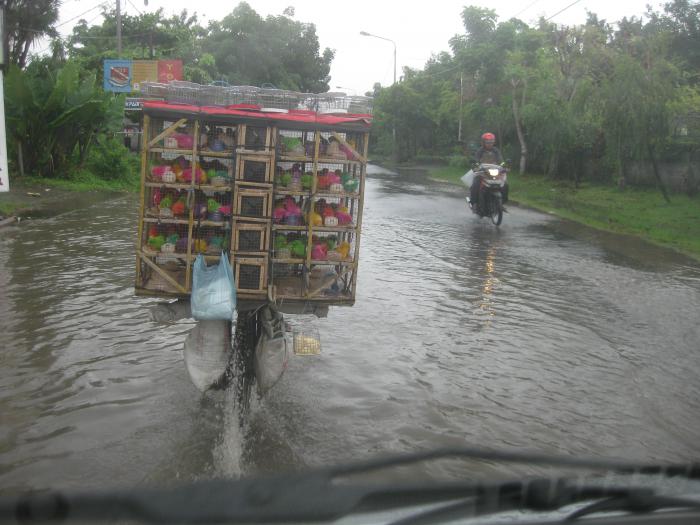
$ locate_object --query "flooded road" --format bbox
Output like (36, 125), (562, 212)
(1, 165), (700, 494)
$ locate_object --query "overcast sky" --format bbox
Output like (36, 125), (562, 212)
(46, 0), (658, 94)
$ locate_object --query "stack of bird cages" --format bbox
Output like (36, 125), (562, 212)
(294, 93), (319, 112)
(268, 126), (368, 305)
(200, 84), (229, 107)
(136, 95), (370, 308)
(140, 81), (375, 116)
(317, 92), (351, 114)
(230, 115), (277, 299)
(135, 113), (234, 298)
(348, 96), (374, 115)
(227, 85), (260, 106)
(258, 88), (290, 110)
(166, 80), (202, 105)
(139, 81), (169, 99)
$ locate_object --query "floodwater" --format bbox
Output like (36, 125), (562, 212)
(1, 165), (700, 496)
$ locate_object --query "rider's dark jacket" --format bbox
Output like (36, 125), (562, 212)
(475, 146), (503, 165)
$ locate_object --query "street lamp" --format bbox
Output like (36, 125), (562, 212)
(359, 31), (396, 85)
(335, 85), (358, 95)
(360, 31), (398, 160)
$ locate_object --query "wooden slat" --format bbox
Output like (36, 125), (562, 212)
(135, 115), (151, 288)
(184, 119), (199, 291)
(305, 131), (321, 297)
(139, 251), (188, 293)
(351, 132), (369, 301)
(308, 268), (352, 298)
(144, 182), (232, 192)
(148, 118), (187, 148)
(331, 131), (367, 163)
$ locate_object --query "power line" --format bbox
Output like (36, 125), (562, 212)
(56, 1), (108, 28)
(83, 10), (107, 27)
(126, 0), (143, 16)
(544, 0), (585, 22)
(25, 27), (155, 40)
(513, 0), (543, 19)
(418, 64), (460, 78)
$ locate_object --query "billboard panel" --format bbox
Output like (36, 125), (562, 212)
(104, 59), (183, 94)
(158, 60), (183, 83)
(104, 59), (133, 92)
(132, 60), (158, 91)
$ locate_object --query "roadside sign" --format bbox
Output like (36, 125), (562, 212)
(104, 59), (183, 92)
(158, 60), (183, 83)
(104, 59), (133, 92)
(125, 98), (145, 111)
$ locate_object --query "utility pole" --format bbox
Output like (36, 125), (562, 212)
(360, 31), (398, 160)
(0, 6), (9, 193)
(116, 0), (122, 56)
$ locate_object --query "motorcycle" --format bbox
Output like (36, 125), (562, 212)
(464, 162), (508, 226)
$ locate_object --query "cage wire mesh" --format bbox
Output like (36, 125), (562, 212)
(230, 86), (260, 106)
(277, 129), (306, 156)
(140, 81), (169, 98)
(201, 123), (237, 154)
(192, 224), (230, 255)
(140, 81), (372, 115)
(272, 262), (307, 298)
(140, 220), (191, 294)
(238, 228), (265, 252)
(291, 317), (321, 356)
(236, 258), (266, 291)
(272, 231), (307, 259)
(348, 96), (373, 115)
(166, 81), (201, 104)
(238, 193), (269, 218)
(201, 85), (229, 106)
(317, 92), (350, 114)
(243, 125), (269, 151)
(240, 158), (270, 184)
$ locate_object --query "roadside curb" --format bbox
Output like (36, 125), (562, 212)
(0, 216), (18, 228)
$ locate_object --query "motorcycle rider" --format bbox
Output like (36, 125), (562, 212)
(469, 132), (507, 209)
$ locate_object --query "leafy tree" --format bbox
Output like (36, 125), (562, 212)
(599, 48), (680, 199)
(204, 2), (333, 91)
(647, 0), (700, 83)
(63, 2), (334, 90)
(3, 0), (60, 68)
(66, 8), (205, 77)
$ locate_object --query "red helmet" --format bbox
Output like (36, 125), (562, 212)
(481, 132), (496, 143)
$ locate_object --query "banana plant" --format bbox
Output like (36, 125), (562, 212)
(4, 61), (124, 178)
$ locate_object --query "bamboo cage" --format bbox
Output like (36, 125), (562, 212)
(135, 99), (371, 310)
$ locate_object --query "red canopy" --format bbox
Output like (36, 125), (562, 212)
(143, 101), (372, 128)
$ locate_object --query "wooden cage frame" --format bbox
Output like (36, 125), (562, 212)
(233, 221), (269, 253)
(135, 106), (370, 308)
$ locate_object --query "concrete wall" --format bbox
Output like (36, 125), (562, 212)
(627, 161), (700, 193)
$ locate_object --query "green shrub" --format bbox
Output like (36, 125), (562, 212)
(84, 135), (140, 180)
(413, 154), (449, 165)
(448, 155), (470, 170)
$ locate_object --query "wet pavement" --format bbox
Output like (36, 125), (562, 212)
(1, 165), (699, 494)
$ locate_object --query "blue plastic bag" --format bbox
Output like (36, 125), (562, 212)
(190, 252), (237, 321)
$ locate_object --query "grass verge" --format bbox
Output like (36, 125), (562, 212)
(429, 165), (700, 260)
(0, 170), (139, 217)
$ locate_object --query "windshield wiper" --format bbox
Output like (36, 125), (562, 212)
(385, 479), (700, 525)
(2, 447), (698, 523)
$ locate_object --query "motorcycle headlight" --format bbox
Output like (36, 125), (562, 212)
(488, 168), (500, 177)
